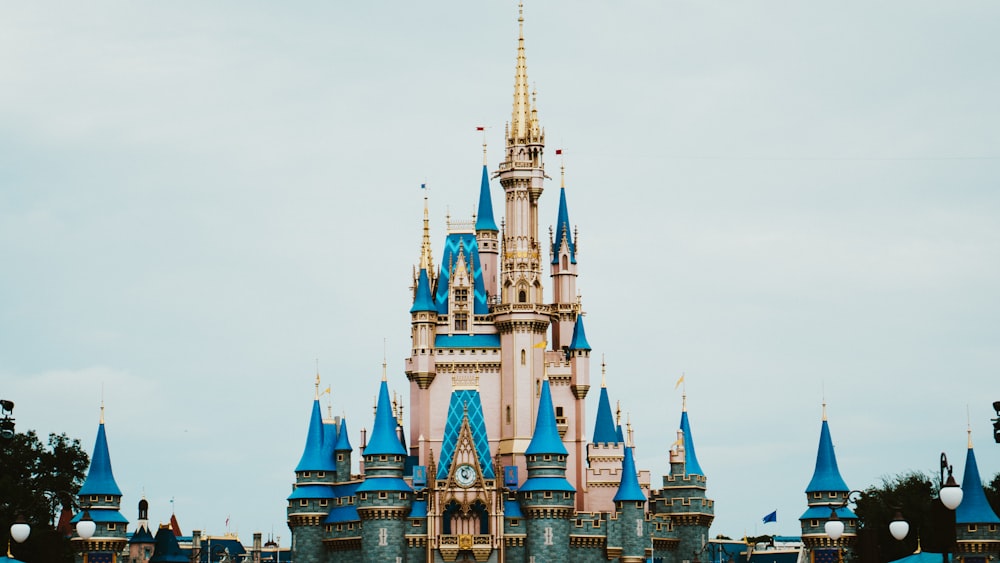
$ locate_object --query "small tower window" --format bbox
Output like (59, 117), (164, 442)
(521, 350), (526, 365)
(454, 288), (469, 303)
(455, 313), (468, 331)
(562, 255), (568, 269)
(518, 290), (527, 303)
(506, 406), (511, 424)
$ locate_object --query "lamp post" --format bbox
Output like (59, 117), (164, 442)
(824, 490), (863, 541)
(883, 453), (962, 563)
(7, 509), (95, 559)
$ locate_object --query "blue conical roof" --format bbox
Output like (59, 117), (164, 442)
(526, 379), (567, 455)
(364, 379), (407, 456)
(680, 410), (705, 477)
(335, 418), (353, 452)
(569, 315), (591, 351)
(955, 445), (1000, 524)
(616, 424), (625, 443)
(613, 446), (647, 502)
(296, 399), (336, 472)
(322, 418), (338, 464)
(410, 268), (436, 313)
(149, 526), (189, 563)
(475, 165), (498, 232)
(551, 187), (576, 264)
(805, 419), (848, 492)
(130, 525), (155, 544)
(79, 422), (123, 496)
(592, 386), (618, 444)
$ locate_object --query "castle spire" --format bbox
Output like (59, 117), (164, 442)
(956, 434), (1000, 524)
(510, 2), (531, 144)
(79, 409), (123, 496)
(613, 443), (646, 503)
(526, 378), (568, 456)
(475, 162), (498, 232)
(364, 378), (407, 456)
(295, 394), (336, 472)
(679, 400), (705, 477)
(592, 359), (617, 444)
(805, 406), (848, 492)
(420, 188), (434, 273)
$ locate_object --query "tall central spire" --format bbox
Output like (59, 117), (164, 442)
(507, 2), (543, 148)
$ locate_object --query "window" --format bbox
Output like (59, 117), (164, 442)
(399, 493), (407, 500)
(968, 525), (978, 533)
(348, 523), (355, 530)
(317, 471), (325, 478)
(521, 350), (526, 365)
(506, 406), (511, 424)
(337, 454), (344, 462)
(337, 498), (343, 506)
(107, 523), (116, 531)
(319, 499), (328, 507)
(565, 492), (572, 499)
(90, 495), (99, 503)
(555, 406), (563, 417)
(336, 524), (343, 532)
(518, 290), (526, 303)
(454, 288), (468, 302)
(303, 471), (311, 477)
(828, 492), (837, 498)
(510, 519), (519, 527)
(359, 493), (368, 500)
(379, 455), (387, 461)
(379, 492), (388, 499)
(105, 495), (114, 502)
(454, 313), (468, 331)
(810, 519), (819, 527)
(543, 455), (551, 461)
(562, 255), (568, 269)
(543, 491), (552, 499)
(812, 492), (821, 499)
(325, 525), (332, 532)
(300, 500), (308, 507)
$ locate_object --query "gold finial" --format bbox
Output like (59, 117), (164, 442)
(100, 400), (105, 424)
(968, 406), (973, 448)
(601, 354), (607, 388)
(382, 339), (388, 382)
(615, 400), (621, 426)
(822, 400), (827, 422)
(626, 414), (633, 447)
(682, 392), (687, 413)
(482, 128), (488, 165)
(420, 186), (433, 272)
(559, 152), (565, 189)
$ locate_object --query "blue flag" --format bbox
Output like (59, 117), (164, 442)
(763, 510), (777, 523)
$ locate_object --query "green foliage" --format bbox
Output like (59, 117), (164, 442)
(853, 472), (956, 563)
(987, 472), (1000, 520)
(0, 429), (90, 562)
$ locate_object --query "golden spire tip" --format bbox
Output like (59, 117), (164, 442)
(601, 354), (607, 388)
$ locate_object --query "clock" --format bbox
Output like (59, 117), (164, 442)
(455, 463), (477, 487)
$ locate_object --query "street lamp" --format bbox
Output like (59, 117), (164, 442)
(824, 490), (862, 541)
(885, 453), (962, 542)
(8, 510), (97, 544)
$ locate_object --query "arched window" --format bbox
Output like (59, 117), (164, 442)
(506, 406), (511, 424)
(520, 349), (526, 365)
(518, 290), (527, 303)
(562, 255), (568, 269)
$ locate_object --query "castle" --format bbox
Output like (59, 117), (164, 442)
(284, 6), (714, 563)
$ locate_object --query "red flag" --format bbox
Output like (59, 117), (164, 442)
(476, 126), (485, 131)
(555, 149), (562, 155)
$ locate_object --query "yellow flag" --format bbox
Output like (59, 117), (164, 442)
(674, 374), (685, 389)
(321, 385), (331, 395)
(533, 340), (547, 349)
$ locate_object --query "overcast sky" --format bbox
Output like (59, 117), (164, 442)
(2, 1), (999, 545)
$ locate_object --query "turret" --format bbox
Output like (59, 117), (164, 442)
(128, 498), (155, 563)
(72, 406), (128, 563)
(334, 417), (353, 483)
(585, 361), (626, 512)
(356, 373), (412, 563)
(610, 442), (648, 563)
(550, 166), (580, 351)
(406, 193), (439, 395)
(799, 404), (856, 559)
(650, 394), (714, 563)
(475, 146), (500, 301)
(520, 377), (575, 562)
(954, 430), (1000, 560)
(287, 379), (337, 563)
(148, 525), (188, 563)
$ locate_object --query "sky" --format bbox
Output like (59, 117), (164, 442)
(2, 0), (999, 546)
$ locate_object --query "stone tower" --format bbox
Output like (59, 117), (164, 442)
(954, 431), (1000, 562)
(73, 406), (129, 563)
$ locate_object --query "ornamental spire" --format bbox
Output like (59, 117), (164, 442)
(420, 188), (434, 272)
(508, 2), (542, 146)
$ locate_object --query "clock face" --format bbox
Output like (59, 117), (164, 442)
(455, 463), (477, 487)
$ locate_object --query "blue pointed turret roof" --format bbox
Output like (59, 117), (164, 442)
(436, 233), (488, 315)
(526, 379), (568, 455)
(569, 315), (591, 351)
(364, 379), (407, 456)
(149, 526), (189, 563)
(613, 446), (647, 502)
(551, 187), (576, 264)
(410, 268), (436, 313)
(616, 424), (625, 443)
(296, 399), (336, 472)
(955, 443), (1000, 524)
(680, 409), (705, 477)
(805, 417), (848, 492)
(322, 418), (338, 463)
(79, 420), (123, 496)
(130, 525), (155, 544)
(475, 165), (498, 232)
(335, 418), (353, 451)
(436, 390), (495, 479)
(592, 386), (618, 444)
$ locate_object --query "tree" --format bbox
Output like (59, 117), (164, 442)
(0, 429), (90, 562)
(853, 471), (956, 563)
(986, 472), (1000, 520)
